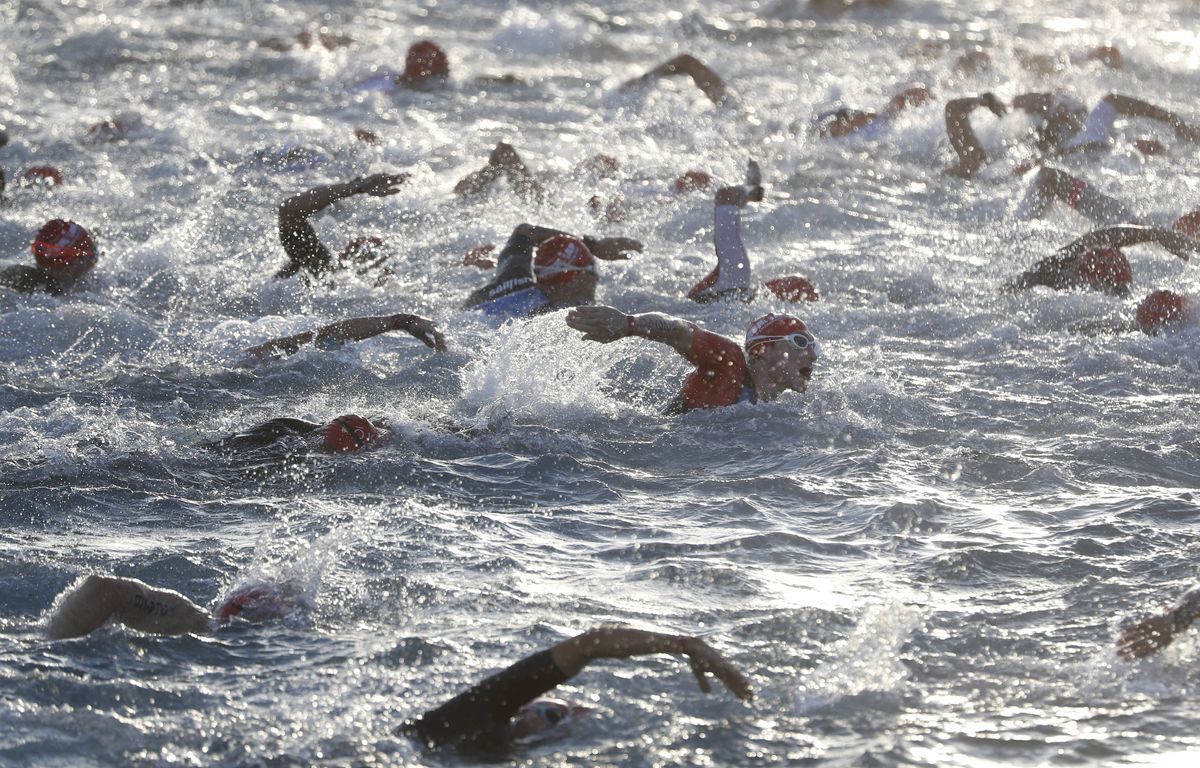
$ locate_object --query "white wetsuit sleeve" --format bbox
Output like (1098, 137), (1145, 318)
(710, 203), (752, 293)
(1063, 100), (1118, 150)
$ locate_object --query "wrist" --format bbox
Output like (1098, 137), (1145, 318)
(390, 313), (413, 331)
(625, 314), (637, 337)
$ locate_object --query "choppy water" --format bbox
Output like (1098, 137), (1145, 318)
(3, 0), (1200, 765)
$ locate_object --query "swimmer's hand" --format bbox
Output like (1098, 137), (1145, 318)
(979, 92), (1007, 118)
(585, 237), (643, 261)
(354, 172), (410, 197)
(392, 313), (447, 352)
(566, 305), (628, 343)
(462, 243), (497, 269)
(681, 636), (754, 700)
(1158, 231), (1200, 261)
(1117, 611), (1178, 659)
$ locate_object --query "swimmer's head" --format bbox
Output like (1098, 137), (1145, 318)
(1041, 93), (1088, 150)
(21, 166), (64, 187)
(403, 41), (449, 83)
(744, 313), (820, 398)
(582, 154), (621, 179)
(673, 170), (712, 193)
(32, 219), (97, 281)
(534, 235), (598, 302)
(1072, 247), (1132, 294)
(763, 275), (820, 303)
(1136, 290), (1191, 335)
(815, 108), (875, 139)
(887, 84), (933, 113)
(321, 414), (383, 453)
(1173, 210), (1200, 240)
(216, 580), (286, 623)
(510, 698), (591, 741)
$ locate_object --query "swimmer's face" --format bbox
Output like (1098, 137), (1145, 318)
(539, 271), (598, 305)
(510, 699), (588, 740)
(748, 339), (817, 400)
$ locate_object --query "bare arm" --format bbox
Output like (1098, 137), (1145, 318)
(243, 313), (446, 360)
(512, 222), (644, 261)
(454, 142), (543, 203)
(623, 54), (734, 107)
(1102, 93), (1200, 140)
(1060, 226), (1199, 262)
(549, 626), (753, 699)
(566, 305), (696, 356)
(46, 575), (214, 639)
(945, 94), (1006, 178)
(1118, 586), (1200, 659)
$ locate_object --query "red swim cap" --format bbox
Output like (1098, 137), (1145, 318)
(405, 41), (449, 81)
(216, 582), (284, 622)
(889, 84), (933, 112)
(31, 220), (97, 280)
(21, 166), (64, 186)
(1136, 290), (1189, 335)
(534, 235), (596, 286)
(321, 414), (381, 453)
(338, 235), (387, 265)
(673, 170), (712, 193)
(1073, 247), (1132, 291)
(1133, 138), (1165, 157)
(1173, 209), (1200, 239)
(745, 313), (809, 356)
(764, 275), (820, 303)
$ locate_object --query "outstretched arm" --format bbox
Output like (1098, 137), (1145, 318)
(1058, 226), (1199, 262)
(1102, 94), (1200, 142)
(46, 575), (214, 639)
(1022, 167), (1138, 225)
(623, 54), (734, 107)
(566, 305), (696, 356)
(1118, 585), (1200, 659)
(690, 161), (762, 302)
(406, 625), (750, 746)
(277, 173), (409, 278)
(945, 94), (1006, 178)
(243, 313), (446, 361)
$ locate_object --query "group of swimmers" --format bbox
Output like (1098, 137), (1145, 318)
(4, 11), (1199, 753)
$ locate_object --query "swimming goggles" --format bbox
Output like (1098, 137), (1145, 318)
(746, 330), (820, 357)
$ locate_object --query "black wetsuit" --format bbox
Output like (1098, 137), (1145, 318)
(277, 214), (332, 279)
(403, 648), (569, 748)
(203, 418), (319, 453)
(0, 265), (66, 295)
(462, 230), (586, 319)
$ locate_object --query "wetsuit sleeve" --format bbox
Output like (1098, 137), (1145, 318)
(277, 217), (332, 278)
(669, 329), (749, 413)
(463, 231), (538, 309)
(0, 265), (65, 295)
(688, 204), (753, 303)
(404, 648), (569, 748)
(203, 418), (319, 453)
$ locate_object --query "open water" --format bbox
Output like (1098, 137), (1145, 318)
(2, 0), (1200, 765)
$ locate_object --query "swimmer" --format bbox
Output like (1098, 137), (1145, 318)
(1133, 289), (1195, 335)
(814, 84), (933, 139)
(1118, 584), (1200, 659)
(566, 307), (819, 413)
(1019, 168), (1200, 239)
(259, 27), (354, 52)
(947, 91), (1200, 178)
(1003, 226), (1199, 296)
(403, 626), (752, 749)
(275, 172), (409, 280)
(44, 574), (296, 639)
(239, 312), (445, 365)
(454, 142), (545, 204)
(0, 219), (98, 295)
(621, 54), (737, 108)
(464, 223), (642, 320)
(350, 40), (522, 93)
(203, 413), (389, 455)
(688, 160), (819, 305)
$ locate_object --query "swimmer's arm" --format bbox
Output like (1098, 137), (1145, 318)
(1061, 227), (1200, 261)
(566, 305), (695, 355)
(512, 223), (643, 261)
(1100, 94), (1200, 141)
(46, 575), (213, 639)
(623, 54), (734, 107)
(454, 142), (543, 203)
(243, 313), (446, 359)
(279, 173), (409, 226)
(945, 94), (1006, 178)
(550, 627), (753, 699)
(1118, 585), (1200, 659)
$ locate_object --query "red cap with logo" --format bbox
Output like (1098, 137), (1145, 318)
(31, 219), (97, 280)
(321, 414), (381, 453)
(744, 313), (810, 356)
(1136, 289), (1190, 335)
(673, 170), (712, 193)
(534, 235), (596, 286)
(405, 41), (449, 81)
(1173, 209), (1200, 239)
(764, 275), (820, 303)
